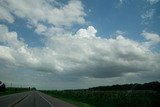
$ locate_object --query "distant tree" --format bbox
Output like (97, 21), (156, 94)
(31, 87), (36, 90)
(88, 81), (160, 91)
(0, 81), (6, 92)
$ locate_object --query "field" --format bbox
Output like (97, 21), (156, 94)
(1, 81), (160, 107)
(42, 81), (160, 107)
(0, 87), (30, 96)
(43, 90), (160, 107)
(1, 88), (160, 107)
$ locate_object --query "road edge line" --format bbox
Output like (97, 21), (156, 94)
(37, 92), (54, 107)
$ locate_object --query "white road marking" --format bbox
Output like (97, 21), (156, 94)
(36, 91), (54, 107)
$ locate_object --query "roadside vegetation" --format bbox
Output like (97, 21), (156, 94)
(51, 96), (93, 107)
(43, 81), (160, 107)
(0, 87), (31, 96)
(1, 81), (160, 107)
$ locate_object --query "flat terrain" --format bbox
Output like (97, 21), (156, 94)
(0, 91), (77, 107)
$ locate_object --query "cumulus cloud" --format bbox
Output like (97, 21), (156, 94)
(0, 24), (159, 80)
(0, 46), (14, 62)
(0, 0), (86, 37)
(35, 24), (47, 35)
(0, 25), (25, 49)
(141, 31), (160, 43)
(0, 6), (14, 23)
(0, 25), (38, 68)
(0, 0), (160, 87)
(0, 0), (85, 26)
(75, 26), (97, 38)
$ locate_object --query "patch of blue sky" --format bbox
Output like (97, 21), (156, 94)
(0, 17), (45, 47)
(83, 0), (159, 42)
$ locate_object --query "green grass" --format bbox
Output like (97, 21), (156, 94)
(43, 90), (160, 107)
(54, 96), (93, 107)
(0, 91), (16, 96)
(0, 87), (30, 96)
(45, 93), (93, 107)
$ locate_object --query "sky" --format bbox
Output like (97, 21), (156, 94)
(0, 0), (160, 90)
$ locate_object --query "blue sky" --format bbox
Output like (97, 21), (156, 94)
(83, 0), (160, 39)
(0, 0), (160, 89)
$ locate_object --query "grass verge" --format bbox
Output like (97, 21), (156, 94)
(47, 94), (93, 107)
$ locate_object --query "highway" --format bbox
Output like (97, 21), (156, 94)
(0, 91), (77, 107)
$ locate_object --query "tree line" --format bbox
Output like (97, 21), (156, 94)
(88, 81), (160, 91)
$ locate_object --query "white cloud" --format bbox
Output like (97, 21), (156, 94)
(0, 25), (25, 49)
(75, 26), (97, 38)
(146, 0), (160, 5)
(141, 9), (155, 19)
(0, 0), (160, 87)
(0, 0), (160, 89)
(0, 46), (14, 62)
(0, 25), (38, 67)
(141, 31), (160, 43)
(0, 25), (159, 80)
(115, 30), (125, 36)
(0, 6), (14, 23)
(0, 0), (86, 38)
(35, 24), (47, 35)
(35, 25), (66, 37)
(141, 9), (155, 24)
(1, 0), (85, 27)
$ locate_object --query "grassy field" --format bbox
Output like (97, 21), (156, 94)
(44, 90), (93, 107)
(50, 95), (93, 107)
(0, 87), (30, 96)
(1, 82), (160, 107)
(2, 89), (159, 107)
(43, 90), (160, 107)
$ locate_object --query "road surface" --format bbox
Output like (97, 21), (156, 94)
(0, 91), (77, 107)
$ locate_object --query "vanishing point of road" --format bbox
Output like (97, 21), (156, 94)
(0, 91), (77, 107)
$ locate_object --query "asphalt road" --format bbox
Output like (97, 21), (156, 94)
(0, 91), (77, 107)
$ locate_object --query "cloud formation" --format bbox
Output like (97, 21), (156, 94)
(141, 31), (160, 43)
(0, 0), (160, 89)
(0, 24), (160, 79)
(1, 0), (85, 26)
(0, 6), (14, 23)
(0, 0), (86, 38)
(0, 25), (38, 68)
